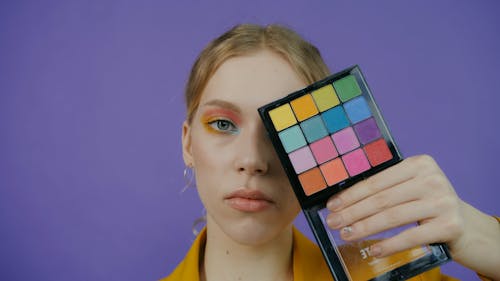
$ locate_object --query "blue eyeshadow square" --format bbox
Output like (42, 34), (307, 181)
(300, 115), (328, 143)
(344, 96), (371, 124)
(278, 125), (307, 153)
(321, 106), (350, 133)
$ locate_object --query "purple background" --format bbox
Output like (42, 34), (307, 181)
(1, 1), (498, 280)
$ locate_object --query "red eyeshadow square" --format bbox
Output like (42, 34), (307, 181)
(364, 138), (393, 167)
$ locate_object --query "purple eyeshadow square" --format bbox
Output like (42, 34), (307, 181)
(353, 117), (381, 145)
(288, 146), (317, 174)
(331, 127), (360, 154)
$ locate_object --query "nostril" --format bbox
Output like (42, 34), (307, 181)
(234, 154), (269, 175)
(236, 166), (267, 175)
(255, 167), (269, 175)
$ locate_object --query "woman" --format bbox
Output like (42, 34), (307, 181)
(164, 24), (500, 281)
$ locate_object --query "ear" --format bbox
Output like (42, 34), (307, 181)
(182, 120), (194, 167)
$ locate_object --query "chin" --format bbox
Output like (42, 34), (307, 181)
(223, 218), (291, 246)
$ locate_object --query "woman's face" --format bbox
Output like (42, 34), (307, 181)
(182, 50), (305, 245)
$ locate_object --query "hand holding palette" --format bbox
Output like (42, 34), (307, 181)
(258, 66), (451, 281)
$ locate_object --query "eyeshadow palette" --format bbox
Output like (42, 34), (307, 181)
(258, 66), (451, 281)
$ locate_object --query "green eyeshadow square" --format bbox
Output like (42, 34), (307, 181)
(311, 84), (340, 112)
(333, 75), (362, 102)
(278, 125), (307, 153)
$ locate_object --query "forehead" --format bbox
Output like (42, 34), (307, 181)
(199, 50), (306, 111)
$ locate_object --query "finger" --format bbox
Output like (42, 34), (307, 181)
(327, 157), (419, 211)
(327, 154), (442, 211)
(337, 200), (435, 241)
(367, 219), (455, 258)
(327, 177), (426, 229)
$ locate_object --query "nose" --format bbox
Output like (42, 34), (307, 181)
(233, 124), (271, 176)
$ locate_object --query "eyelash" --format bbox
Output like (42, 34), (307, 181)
(207, 118), (239, 134)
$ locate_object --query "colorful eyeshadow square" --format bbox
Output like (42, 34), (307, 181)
(344, 96), (371, 124)
(300, 115), (328, 143)
(289, 146), (317, 174)
(269, 104), (297, 131)
(310, 136), (338, 164)
(278, 125), (307, 153)
(320, 158), (349, 186)
(331, 127), (360, 154)
(333, 75), (362, 102)
(353, 117), (381, 144)
(364, 138), (393, 167)
(342, 148), (371, 176)
(321, 106), (350, 133)
(290, 94), (318, 121)
(311, 84), (339, 112)
(298, 168), (327, 196)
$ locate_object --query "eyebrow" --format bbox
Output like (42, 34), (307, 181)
(200, 99), (242, 113)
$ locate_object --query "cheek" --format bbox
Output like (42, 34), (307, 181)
(284, 187), (301, 212)
(189, 121), (235, 169)
(189, 132), (233, 193)
(190, 139), (220, 209)
(191, 135), (228, 170)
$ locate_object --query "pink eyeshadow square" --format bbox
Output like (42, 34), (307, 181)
(332, 127), (360, 154)
(310, 136), (338, 164)
(289, 146), (317, 174)
(342, 148), (370, 176)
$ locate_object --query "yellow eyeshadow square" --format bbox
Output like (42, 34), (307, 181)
(269, 104), (297, 131)
(311, 84), (340, 112)
(290, 94), (318, 121)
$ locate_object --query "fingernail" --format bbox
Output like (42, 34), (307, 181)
(327, 197), (342, 210)
(341, 226), (353, 236)
(370, 245), (382, 257)
(327, 214), (342, 228)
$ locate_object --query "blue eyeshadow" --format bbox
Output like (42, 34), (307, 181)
(344, 96), (371, 124)
(321, 106), (350, 133)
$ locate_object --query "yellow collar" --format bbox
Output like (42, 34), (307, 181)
(163, 226), (333, 281)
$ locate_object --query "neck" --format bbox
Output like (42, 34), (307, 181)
(201, 217), (294, 281)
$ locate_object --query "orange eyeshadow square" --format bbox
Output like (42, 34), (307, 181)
(298, 168), (327, 196)
(290, 94), (319, 121)
(364, 138), (393, 167)
(319, 158), (349, 186)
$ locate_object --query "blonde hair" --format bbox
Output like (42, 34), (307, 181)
(184, 24), (331, 123)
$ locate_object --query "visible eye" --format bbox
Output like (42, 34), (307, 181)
(207, 119), (239, 134)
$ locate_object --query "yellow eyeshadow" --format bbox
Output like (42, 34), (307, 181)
(269, 104), (297, 131)
(290, 94), (318, 121)
(312, 84), (339, 112)
(200, 116), (219, 134)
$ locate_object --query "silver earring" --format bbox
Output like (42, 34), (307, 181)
(180, 165), (195, 193)
(192, 208), (207, 236)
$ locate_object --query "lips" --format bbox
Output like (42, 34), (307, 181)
(224, 189), (274, 212)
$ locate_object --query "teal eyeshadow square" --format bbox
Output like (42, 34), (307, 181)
(300, 115), (328, 143)
(344, 96), (372, 124)
(278, 125), (307, 153)
(321, 106), (350, 133)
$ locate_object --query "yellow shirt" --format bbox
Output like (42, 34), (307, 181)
(162, 227), (459, 281)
